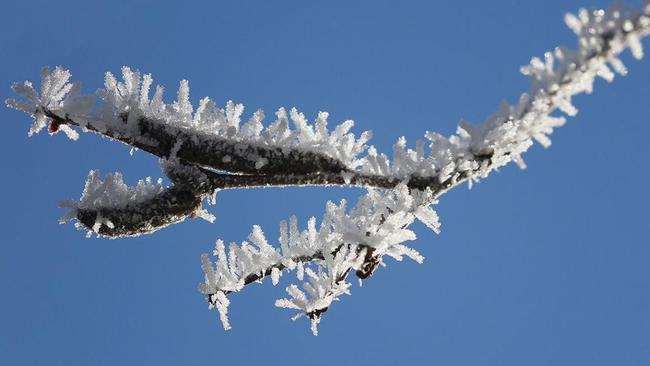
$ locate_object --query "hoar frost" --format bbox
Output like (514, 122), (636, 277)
(6, 1), (650, 335)
(198, 3), (650, 335)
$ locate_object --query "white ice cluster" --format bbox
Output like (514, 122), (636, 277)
(6, 67), (93, 140)
(200, 183), (436, 334)
(59, 170), (165, 235)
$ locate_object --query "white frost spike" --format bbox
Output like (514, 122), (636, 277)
(225, 100), (245, 131)
(609, 57), (628, 75)
(414, 204), (441, 234)
(212, 291), (231, 331)
(173, 80), (193, 122)
(271, 267), (281, 286)
(138, 74), (153, 110)
(275, 285), (308, 312)
(296, 262), (305, 281)
(628, 33), (644, 59)
(385, 244), (425, 264)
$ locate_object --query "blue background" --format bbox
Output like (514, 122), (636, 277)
(1, 1), (649, 365)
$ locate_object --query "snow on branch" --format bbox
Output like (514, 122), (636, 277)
(5, 2), (650, 334)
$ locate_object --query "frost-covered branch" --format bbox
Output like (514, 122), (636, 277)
(42, 107), (356, 176)
(6, 2), (650, 335)
(198, 3), (650, 334)
(199, 183), (434, 333)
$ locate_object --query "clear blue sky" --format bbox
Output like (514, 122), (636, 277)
(1, 1), (649, 365)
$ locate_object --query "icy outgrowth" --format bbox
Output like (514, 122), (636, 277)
(200, 183), (435, 332)
(273, 244), (370, 335)
(6, 66), (93, 138)
(207, 291), (231, 331)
